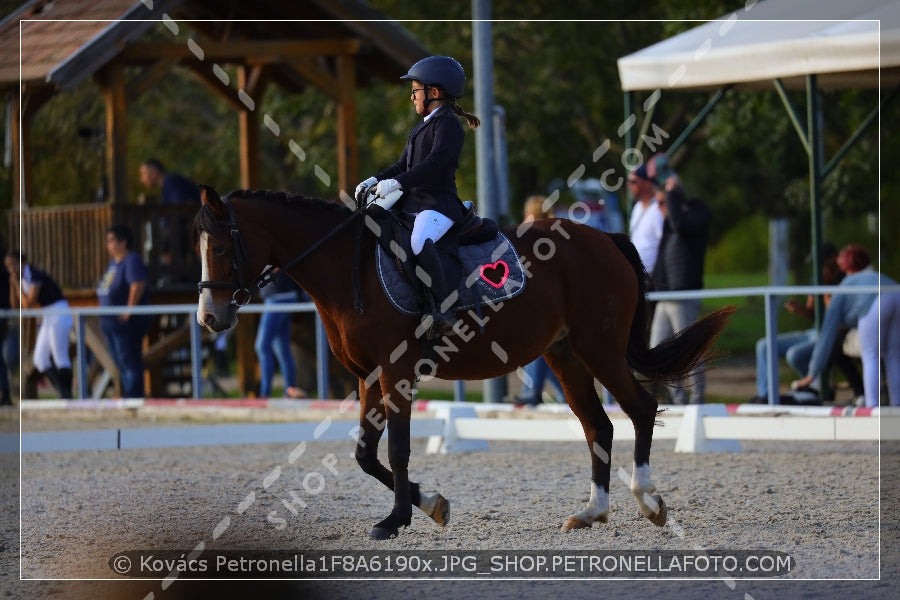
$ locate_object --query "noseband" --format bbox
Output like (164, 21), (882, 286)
(196, 198), (255, 307)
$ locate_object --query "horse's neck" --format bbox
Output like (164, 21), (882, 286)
(275, 208), (361, 312)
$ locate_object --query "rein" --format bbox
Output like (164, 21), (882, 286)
(197, 195), (365, 307)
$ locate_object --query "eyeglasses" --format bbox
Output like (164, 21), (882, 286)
(410, 88), (426, 98)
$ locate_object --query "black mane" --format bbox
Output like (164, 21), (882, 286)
(192, 188), (353, 244)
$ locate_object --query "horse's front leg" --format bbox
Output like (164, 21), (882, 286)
(354, 378), (449, 539)
(368, 400), (413, 540)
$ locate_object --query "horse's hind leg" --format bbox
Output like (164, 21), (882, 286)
(353, 379), (449, 537)
(544, 345), (613, 530)
(591, 359), (667, 527)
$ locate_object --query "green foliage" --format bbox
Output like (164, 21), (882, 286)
(705, 213), (769, 273)
(1, 0), (890, 283)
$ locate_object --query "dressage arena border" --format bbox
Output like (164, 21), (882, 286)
(5, 400), (897, 455)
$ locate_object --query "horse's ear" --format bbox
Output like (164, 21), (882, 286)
(199, 184), (222, 208)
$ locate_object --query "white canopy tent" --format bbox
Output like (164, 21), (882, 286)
(617, 0), (900, 91)
(616, 0), (898, 404)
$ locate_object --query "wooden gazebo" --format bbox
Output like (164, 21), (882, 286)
(0, 0), (429, 396)
(2, 0), (428, 212)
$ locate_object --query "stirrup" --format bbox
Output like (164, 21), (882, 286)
(423, 312), (455, 340)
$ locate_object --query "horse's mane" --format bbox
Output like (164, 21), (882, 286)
(192, 188), (352, 244)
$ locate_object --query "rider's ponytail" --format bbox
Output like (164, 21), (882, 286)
(450, 100), (480, 130)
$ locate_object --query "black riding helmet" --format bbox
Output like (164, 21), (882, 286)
(400, 55), (466, 99)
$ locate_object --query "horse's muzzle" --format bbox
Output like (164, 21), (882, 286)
(197, 304), (239, 333)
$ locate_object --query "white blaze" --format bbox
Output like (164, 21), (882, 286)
(197, 232), (213, 327)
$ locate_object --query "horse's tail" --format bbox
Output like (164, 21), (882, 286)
(609, 233), (736, 385)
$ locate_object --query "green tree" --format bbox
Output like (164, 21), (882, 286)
(4, 1), (891, 277)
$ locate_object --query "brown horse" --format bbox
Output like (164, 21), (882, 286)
(194, 186), (735, 540)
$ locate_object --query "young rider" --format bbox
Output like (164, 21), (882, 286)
(356, 55), (480, 338)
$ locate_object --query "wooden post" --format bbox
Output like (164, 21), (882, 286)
(99, 59), (128, 205)
(12, 85), (53, 210)
(237, 65), (260, 189)
(336, 54), (358, 196)
(235, 64), (262, 395)
(9, 92), (22, 209)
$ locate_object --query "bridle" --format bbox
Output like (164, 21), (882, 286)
(196, 197), (256, 307)
(196, 192), (369, 308)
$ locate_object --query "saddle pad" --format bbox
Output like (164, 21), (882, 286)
(376, 232), (526, 316)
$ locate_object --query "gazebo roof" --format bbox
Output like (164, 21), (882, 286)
(0, 0), (430, 92)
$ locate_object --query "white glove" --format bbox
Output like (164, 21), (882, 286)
(376, 179), (401, 197)
(366, 179), (401, 210)
(354, 176), (377, 202)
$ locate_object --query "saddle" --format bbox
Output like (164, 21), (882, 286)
(369, 205), (526, 317)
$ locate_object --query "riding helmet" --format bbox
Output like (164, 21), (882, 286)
(400, 56), (466, 99)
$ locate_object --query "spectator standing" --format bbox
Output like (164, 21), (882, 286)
(794, 245), (900, 407)
(139, 158), (200, 285)
(5, 252), (73, 399)
(255, 269), (306, 399)
(626, 164), (664, 275)
(647, 155), (711, 404)
(97, 225), (152, 398)
(138, 158), (201, 206)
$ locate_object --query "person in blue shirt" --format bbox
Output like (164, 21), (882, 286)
(794, 244), (900, 407)
(139, 159), (200, 205)
(355, 56), (480, 338)
(97, 225), (152, 398)
(139, 158), (200, 284)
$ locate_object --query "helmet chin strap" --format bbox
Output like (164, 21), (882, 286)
(422, 85), (448, 113)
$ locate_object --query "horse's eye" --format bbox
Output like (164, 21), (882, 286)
(211, 245), (227, 256)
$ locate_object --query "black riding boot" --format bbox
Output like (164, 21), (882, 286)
(44, 367), (73, 399)
(56, 367), (73, 399)
(41, 368), (60, 399)
(416, 240), (457, 340)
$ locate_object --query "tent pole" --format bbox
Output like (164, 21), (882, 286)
(667, 85), (731, 155)
(807, 74), (824, 325)
(624, 90), (635, 215)
(773, 78), (811, 155)
(822, 83), (900, 179)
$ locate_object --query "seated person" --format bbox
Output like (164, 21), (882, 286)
(751, 243), (863, 404)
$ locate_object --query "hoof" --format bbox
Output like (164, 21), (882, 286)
(431, 495), (450, 527)
(642, 494), (667, 527)
(561, 516), (592, 531)
(368, 526), (398, 540)
(419, 492), (450, 527)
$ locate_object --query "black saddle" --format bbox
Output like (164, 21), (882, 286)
(368, 205), (524, 317)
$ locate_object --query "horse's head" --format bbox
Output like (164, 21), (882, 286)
(194, 185), (255, 332)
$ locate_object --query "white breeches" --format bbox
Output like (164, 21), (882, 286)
(410, 210), (454, 255)
(33, 300), (73, 371)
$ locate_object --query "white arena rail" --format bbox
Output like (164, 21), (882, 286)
(5, 404), (898, 455)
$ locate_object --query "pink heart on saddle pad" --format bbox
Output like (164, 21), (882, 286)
(480, 260), (510, 289)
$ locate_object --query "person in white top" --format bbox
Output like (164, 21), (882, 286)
(627, 164), (664, 275)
